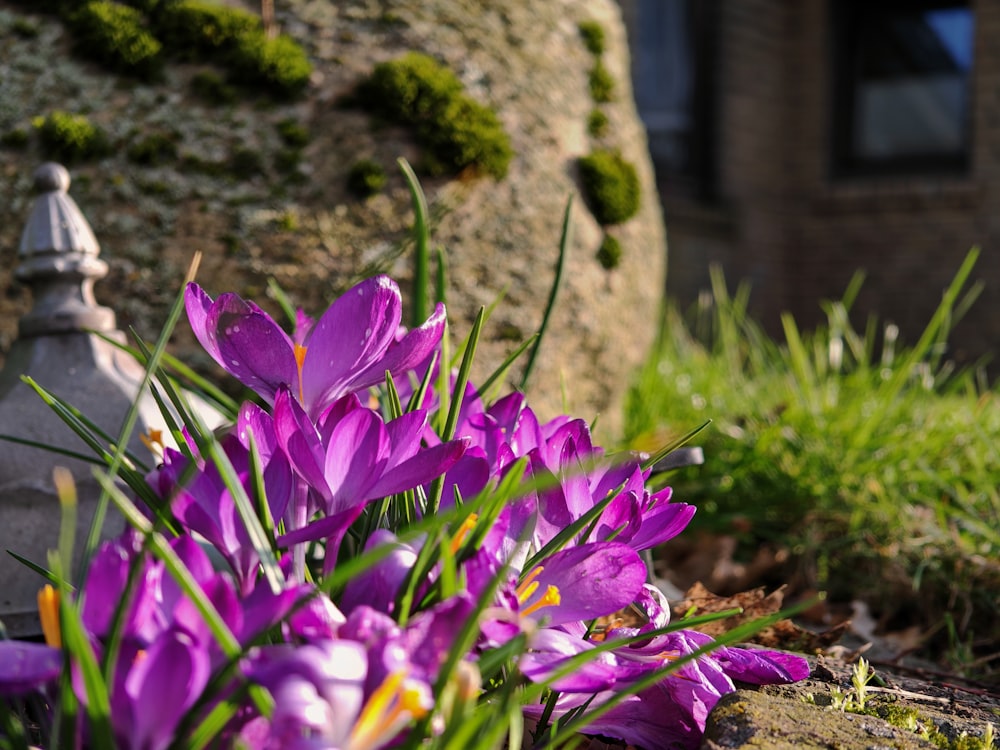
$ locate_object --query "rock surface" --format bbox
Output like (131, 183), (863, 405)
(0, 0), (667, 441)
(703, 655), (1000, 750)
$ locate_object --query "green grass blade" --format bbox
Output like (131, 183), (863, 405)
(266, 276), (299, 328)
(435, 245), (448, 308)
(428, 307), (485, 514)
(95, 471), (244, 659)
(521, 195), (572, 391)
(399, 157), (430, 327)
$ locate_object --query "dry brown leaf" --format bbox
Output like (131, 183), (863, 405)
(672, 581), (851, 652)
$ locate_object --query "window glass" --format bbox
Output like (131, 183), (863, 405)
(834, 2), (974, 175)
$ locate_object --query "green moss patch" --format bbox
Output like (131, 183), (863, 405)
(577, 20), (606, 56)
(596, 233), (623, 270)
(65, 1), (164, 81)
(34, 111), (110, 164)
(355, 52), (513, 179)
(347, 159), (387, 198)
(578, 149), (640, 225)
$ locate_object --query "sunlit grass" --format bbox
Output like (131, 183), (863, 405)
(625, 249), (1000, 677)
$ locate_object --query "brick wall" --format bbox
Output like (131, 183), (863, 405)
(630, 0), (999, 373)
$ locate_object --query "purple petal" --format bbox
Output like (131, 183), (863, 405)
(212, 294), (298, 404)
(627, 499), (696, 551)
(340, 530), (417, 615)
(273, 389), (331, 505)
(526, 542), (648, 626)
(401, 594), (476, 681)
(519, 629), (620, 692)
(123, 630), (210, 750)
(277, 504), (364, 552)
(184, 283), (222, 360)
(301, 276), (403, 414)
(717, 646), (811, 684)
(324, 408), (389, 512)
(0, 641), (61, 695)
(350, 303), (447, 392)
(367, 437), (469, 499)
(383, 410), (430, 468)
(237, 401), (280, 461)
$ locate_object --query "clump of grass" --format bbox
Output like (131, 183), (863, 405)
(624, 250), (999, 678)
(587, 108), (610, 138)
(226, 30), (312, 99)
(153, 0), (261, 60)
(64, 0), (164, 81)
(588, 59), (615, 103)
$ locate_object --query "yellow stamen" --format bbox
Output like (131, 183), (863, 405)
(139, 429), (164, 456)
(515, 566), (544, 601)
(520, 584), (561, 618)
(37, 585), (61, 649)
(449, 513), (479, 554)
(349, 670), (428, 750)
(293, 343), (308, 403)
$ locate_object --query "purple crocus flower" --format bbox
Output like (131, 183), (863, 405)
(272, 389), (468, 566)
(339, 530), (418, 616)
(240, 597), (473, 750)
(526, 584), (810, 750)
(185, 276), (446, 418)
(0, 640), (61, 696)
(153, 430), (292, 594)
(110, 628), (211, 750)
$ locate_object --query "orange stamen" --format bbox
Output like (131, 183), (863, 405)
(349, 670), (428, 750)
(293, 343), (307, 402)
(449, 514), (479, 554)
(140, 429), (164, 456)
(520, 585), (561, 618)
(37, 585), (61, 649)
(515, 566), (544, 601)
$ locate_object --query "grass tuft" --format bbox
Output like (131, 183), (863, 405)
(624, 251), (999, 678)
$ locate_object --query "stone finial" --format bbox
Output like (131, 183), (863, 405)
(15, 163), (116, 337)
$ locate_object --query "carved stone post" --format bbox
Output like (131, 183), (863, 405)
(0, 164), (216, 636)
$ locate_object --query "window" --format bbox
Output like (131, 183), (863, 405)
(831, 1), (974, 177)
(631, 0), (718, 201)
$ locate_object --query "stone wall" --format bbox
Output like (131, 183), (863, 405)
(0, 0), (668, 443)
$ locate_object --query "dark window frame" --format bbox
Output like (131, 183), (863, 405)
(633, 0), (720, 204)
(830, 0), (974, 180)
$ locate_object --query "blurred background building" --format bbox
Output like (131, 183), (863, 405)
(620, 0), (996, 373)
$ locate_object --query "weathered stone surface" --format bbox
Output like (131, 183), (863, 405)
(702, 655), (1000, 750)
(703, 689), (937, 750)
(0, 0), (666, 442)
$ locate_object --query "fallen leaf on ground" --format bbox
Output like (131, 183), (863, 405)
(672, 581), (850, 652)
